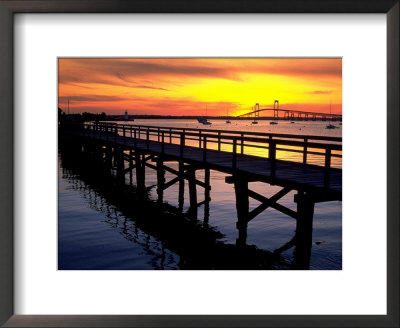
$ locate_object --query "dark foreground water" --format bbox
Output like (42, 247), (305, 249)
(58, 120), (342, 270)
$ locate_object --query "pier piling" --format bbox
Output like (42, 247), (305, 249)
(135, 152), (145, 192)
(156, 157), (165, 204)
(234, 176), (249, 246)
(293, 192), (315, 269)
(178, 161), (185, 212)
(188, 168), (198, 219)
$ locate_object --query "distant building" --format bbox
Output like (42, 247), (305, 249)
(124, 110), (128, 121)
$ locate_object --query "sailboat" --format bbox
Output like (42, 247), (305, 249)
(326, 102), (336, 129)
(251, 105), (258, 124)
(226, 109), (231, 124)
(198, 105), (212, 125)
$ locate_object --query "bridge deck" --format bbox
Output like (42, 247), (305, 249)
(71, 129), (341, 198)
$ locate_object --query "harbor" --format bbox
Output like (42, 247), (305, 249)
(58, 57), (342, 270)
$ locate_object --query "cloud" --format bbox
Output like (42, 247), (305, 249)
(58, 58), (342, 115)
(134, 85), (169, 91)
(58, 58), (235, 86)
(61, 95), (240, 116)
(58, 95), (128, 102)
(66, 83), (94, 89)
(58, 58), (341, 90)
(304, 90), (333, 95)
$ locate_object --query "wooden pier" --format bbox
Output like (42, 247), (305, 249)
(60, 122), (342, 261)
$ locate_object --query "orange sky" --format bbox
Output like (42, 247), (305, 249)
(58, 58), (342, 116)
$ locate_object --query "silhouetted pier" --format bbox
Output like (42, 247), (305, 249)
(60, 122), (342, 267)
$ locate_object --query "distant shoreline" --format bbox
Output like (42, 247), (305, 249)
(104, 115), (342, 122)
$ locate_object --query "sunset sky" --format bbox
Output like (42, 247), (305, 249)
(58, 58), (342, 117)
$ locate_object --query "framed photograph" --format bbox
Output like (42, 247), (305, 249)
(1, 1), (398, 327)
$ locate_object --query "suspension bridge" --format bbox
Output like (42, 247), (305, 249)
(237, 101), (342, 121)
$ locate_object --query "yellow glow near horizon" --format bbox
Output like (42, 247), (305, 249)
(58, 58), (342, 116)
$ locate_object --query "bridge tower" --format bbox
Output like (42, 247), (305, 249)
(254, 103), (260, 118)
(273, 100), (279, 119)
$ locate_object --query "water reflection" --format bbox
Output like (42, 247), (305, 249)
(59, 141), (313, 270)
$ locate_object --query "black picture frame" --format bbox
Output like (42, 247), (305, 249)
(0, 1), (398, 327)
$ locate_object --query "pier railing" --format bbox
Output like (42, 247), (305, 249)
(61, 122), (342, 189)
(77, 121), (342, 172)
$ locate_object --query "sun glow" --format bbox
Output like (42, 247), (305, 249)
(58, 58), (342, 116)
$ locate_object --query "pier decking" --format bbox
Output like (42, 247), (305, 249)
(65, 122), (341, 193)
(60, 122), (342, 265)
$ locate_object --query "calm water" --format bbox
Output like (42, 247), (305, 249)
(58, 119), (342, 270)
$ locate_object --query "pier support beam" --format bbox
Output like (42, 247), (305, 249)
(178, 161), (185, 212)
(88, 142), (103, 162)
(293, 192), (315, 269)
(203, 168), (211, 225)
(188, 168), (198, 219)
(115, 147), (125, 184)
(135, 152), (145, 192)
(234, 176), (249, 246)
(129, 149), (133, 185)
(105, 146), (113, 169)
(156, 157), (165, 204)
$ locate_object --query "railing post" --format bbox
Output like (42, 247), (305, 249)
(161, 131), (165, 154)
(169, 128), (172, 143)
(134, 129), (137, 148)
(146, 128), (150, 150)
(114, 126), (117, 143)
(158, 127), (160, 142)
(241, 133), (244, 155)
(232, 137), (237, 174)
(324, 146), (331, 188)
(268, 135), (272, 158)
(123, 126), (126, 145)
(180, 132), (185, 160)
(303, 137), (308, 164)
(218, 132), (221, 151)
(199, 131), (202, 148)
(203, 135), (207, 163)
(270, 140), (276, 179)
